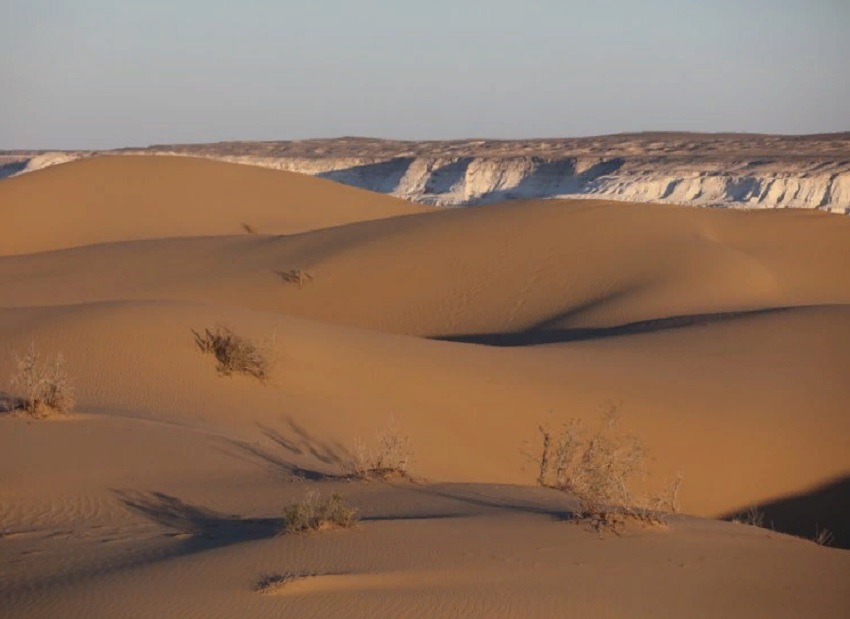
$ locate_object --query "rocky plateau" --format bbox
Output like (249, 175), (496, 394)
(3, 133), (849, 213)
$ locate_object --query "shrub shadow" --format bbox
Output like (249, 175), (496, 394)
(383, 482), (575, 522)
(215, 418), (355, 482)
(0, 391), (23, 415)
(115, 490), (282, 551)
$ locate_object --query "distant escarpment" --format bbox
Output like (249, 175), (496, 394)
(3, 133), (850, 212)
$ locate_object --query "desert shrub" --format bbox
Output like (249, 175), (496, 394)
(255, 573), (303, 594)
(192, 325), (272, 382)
(814, 526), (835, 547)
(281, 491), (358, 534)
(647, 472), (683, 514)
(732, 505), (766, 528)
(278, 269), (314, 289)
(10, 345), (75, 418)
(534, 409), (676, 532)
(348, 417), (413, 479)
(730, 511), (835, 546)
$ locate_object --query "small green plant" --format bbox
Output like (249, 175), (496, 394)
(278, 269), (314, 289)
(10, 345), (75, 418)
(533, 408), (676, 532)
(349, 417), (413, 479)
(281, 491), (358, 534)
(192, 325), (273, 382)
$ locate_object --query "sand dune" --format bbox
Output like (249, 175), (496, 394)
(1, 157), (848, 618)
(0, 155), (428, 256)
(3, 200), (849, 332)
(0, 298), (847, 516)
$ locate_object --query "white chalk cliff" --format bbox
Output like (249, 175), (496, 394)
(3, 134), (849, 213)
(205, 154), (850, 213)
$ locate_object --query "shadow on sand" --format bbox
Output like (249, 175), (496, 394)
(115, 490), (282, 551)
(215, 417), (355, 482)
(721, 475), (850, 550)
(404, 483), (574, 521)
(432, 307), (791, 346)
(0, 391), (24, 416)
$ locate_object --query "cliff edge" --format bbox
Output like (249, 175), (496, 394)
(3, 133), (849, 212)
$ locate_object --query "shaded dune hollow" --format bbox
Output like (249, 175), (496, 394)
(1, 155), (848, 619)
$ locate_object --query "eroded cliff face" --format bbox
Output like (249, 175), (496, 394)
(0, 152), (85, 179)
(3, 134), (849, 213)
(201, 154), (850, 212)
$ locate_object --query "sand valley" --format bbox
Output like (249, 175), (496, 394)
(1, 154), (848, 618)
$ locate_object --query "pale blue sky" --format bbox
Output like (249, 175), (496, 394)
(2, 0), (848, 149)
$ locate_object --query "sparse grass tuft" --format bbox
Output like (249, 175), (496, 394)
(192, 325), (273, 382)
(730, 512), (836, 546)
(814, 526), (835, 547)
(9, 345), (75, 418)
(348, 417), (413, 479)
(732, 506), (766, 528)
(533, 408), (676, 533)
(254, 573), (304, 594)
(277, 269), (314, 289)
(281, 491), (358, 534)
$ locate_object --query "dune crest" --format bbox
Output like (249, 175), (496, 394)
(0, 155), (428, 256)
(1, 155), (848, 618)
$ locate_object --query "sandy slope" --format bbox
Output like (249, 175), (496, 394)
(1, 157), (848, 618)
(2, 200), (848, 335)
(0, 155), (428, 256)
(0, 299), (847, 519)
(2, 415), (848, 619)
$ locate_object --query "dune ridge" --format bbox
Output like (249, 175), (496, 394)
(0, 155), (429, 256)
(5, 132), (850, 211)
(1, 155), (848, 618)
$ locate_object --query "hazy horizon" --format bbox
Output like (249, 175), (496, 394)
(3, 0), (849, 150)
(7, 130), (850, 155)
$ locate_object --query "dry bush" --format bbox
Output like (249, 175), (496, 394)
(9, 345), (75, 418)
(647, 473), (684, 514)
(730, 512), (834, 546)
(277, 269), (314, 289)
(534, 409), (676, 532)
(814, 526), (835, 547)
(348, 417), (413, 479)
(254, 573), (305, 595)
(281, 491), (358, 534)
(192, 325), (273, 382)
(732, 506), (766, 528)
